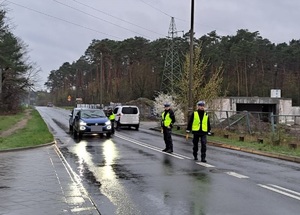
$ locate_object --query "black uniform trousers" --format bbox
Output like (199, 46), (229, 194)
(110, 119), (115, 134)
(192, 133), (207, 160)
(162, 127), (173, 151)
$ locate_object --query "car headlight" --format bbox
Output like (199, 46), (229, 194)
(79, 120), (86, 126)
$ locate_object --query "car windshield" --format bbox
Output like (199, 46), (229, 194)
(81, 109), (106, 118)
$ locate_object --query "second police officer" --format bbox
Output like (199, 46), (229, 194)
(161, 103), (176, 153)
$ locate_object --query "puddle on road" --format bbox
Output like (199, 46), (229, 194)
(188, 172), (210, 182)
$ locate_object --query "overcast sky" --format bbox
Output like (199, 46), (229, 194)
(2, 0), (300, 90)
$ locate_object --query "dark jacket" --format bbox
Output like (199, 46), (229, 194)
(186, 110), (211, 134)
(161, 109), (176, 128)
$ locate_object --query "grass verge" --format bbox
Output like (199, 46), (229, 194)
(0, 109), (54, 150)
(0, 111), (25, 133)
(207, 135), (300, 157)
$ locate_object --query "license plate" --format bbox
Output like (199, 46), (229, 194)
(91, 126), (103, 132)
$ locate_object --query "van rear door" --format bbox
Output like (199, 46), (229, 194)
(121, 106), (139, 124)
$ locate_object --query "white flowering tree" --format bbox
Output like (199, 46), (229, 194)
(153, 92), (185, 125)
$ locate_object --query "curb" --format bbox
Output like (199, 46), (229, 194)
(0, 140), (56, 153)
(208, 141), (300, 164)
(151, 127), (300, 164)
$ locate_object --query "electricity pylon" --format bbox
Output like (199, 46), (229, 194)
(160, 17), (182, 94)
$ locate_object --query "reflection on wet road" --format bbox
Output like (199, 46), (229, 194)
(59, 134), (213, 215)
(64, 138), (143, 214)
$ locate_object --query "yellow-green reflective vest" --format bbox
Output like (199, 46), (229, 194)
(192, 111), (208, 132)
(109, 113), (115, 120)
(162, 112), (172, 127)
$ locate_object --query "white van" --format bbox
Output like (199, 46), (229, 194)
(113, 105), (140, 130)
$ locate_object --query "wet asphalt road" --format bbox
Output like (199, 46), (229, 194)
(35, 106), (300, 215)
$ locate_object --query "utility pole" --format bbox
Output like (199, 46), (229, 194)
(0, 68), (2, 95)
(188, 0), (195, 115)
(100, 52), (103, 108)
(0, 68), (2, 106)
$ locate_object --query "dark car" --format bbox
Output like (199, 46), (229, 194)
(72, 108), (112, 139)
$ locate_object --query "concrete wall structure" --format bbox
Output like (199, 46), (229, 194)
(212, 97), (300, 124)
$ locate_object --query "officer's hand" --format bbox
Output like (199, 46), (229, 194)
(208, 132), (212, 136)
(186, 130), (190, 133)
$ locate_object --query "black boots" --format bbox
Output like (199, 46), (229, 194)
(162, 148), (173, 153)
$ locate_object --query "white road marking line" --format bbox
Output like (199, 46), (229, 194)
(54, 145), (101, 214)
(116, 134), (215, 164)
(196, 162), (215, 168)
(117, 135), (184, 159)
(226, 171), (249, 179)
(173, 154), (192, 159)
(116, 134), (162, 150)
(269, 184), (300, 196)
(258, 184), (300, 201)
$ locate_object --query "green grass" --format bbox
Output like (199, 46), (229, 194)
(0, 110), (54, 150)
(0, 111), (25, 133)
(207, 135), (300, 157)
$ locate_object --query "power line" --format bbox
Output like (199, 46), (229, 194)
(139, 0), (186, 22)
(6, 1), (123, 40)
(138, 0), (236, 38)
(53, 0), (153, 40)
(69, 0), (165, 37)
(139, 0), (171, 18)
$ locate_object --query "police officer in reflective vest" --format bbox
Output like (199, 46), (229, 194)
(107, 108), (115, 134)
(186, 101), (211, 162)
(161, 103), (176, 153)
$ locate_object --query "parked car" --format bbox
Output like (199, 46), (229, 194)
(72, 108), (112, 139)
(47, 102), (53, 107)
(113, 105), (140, 130)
